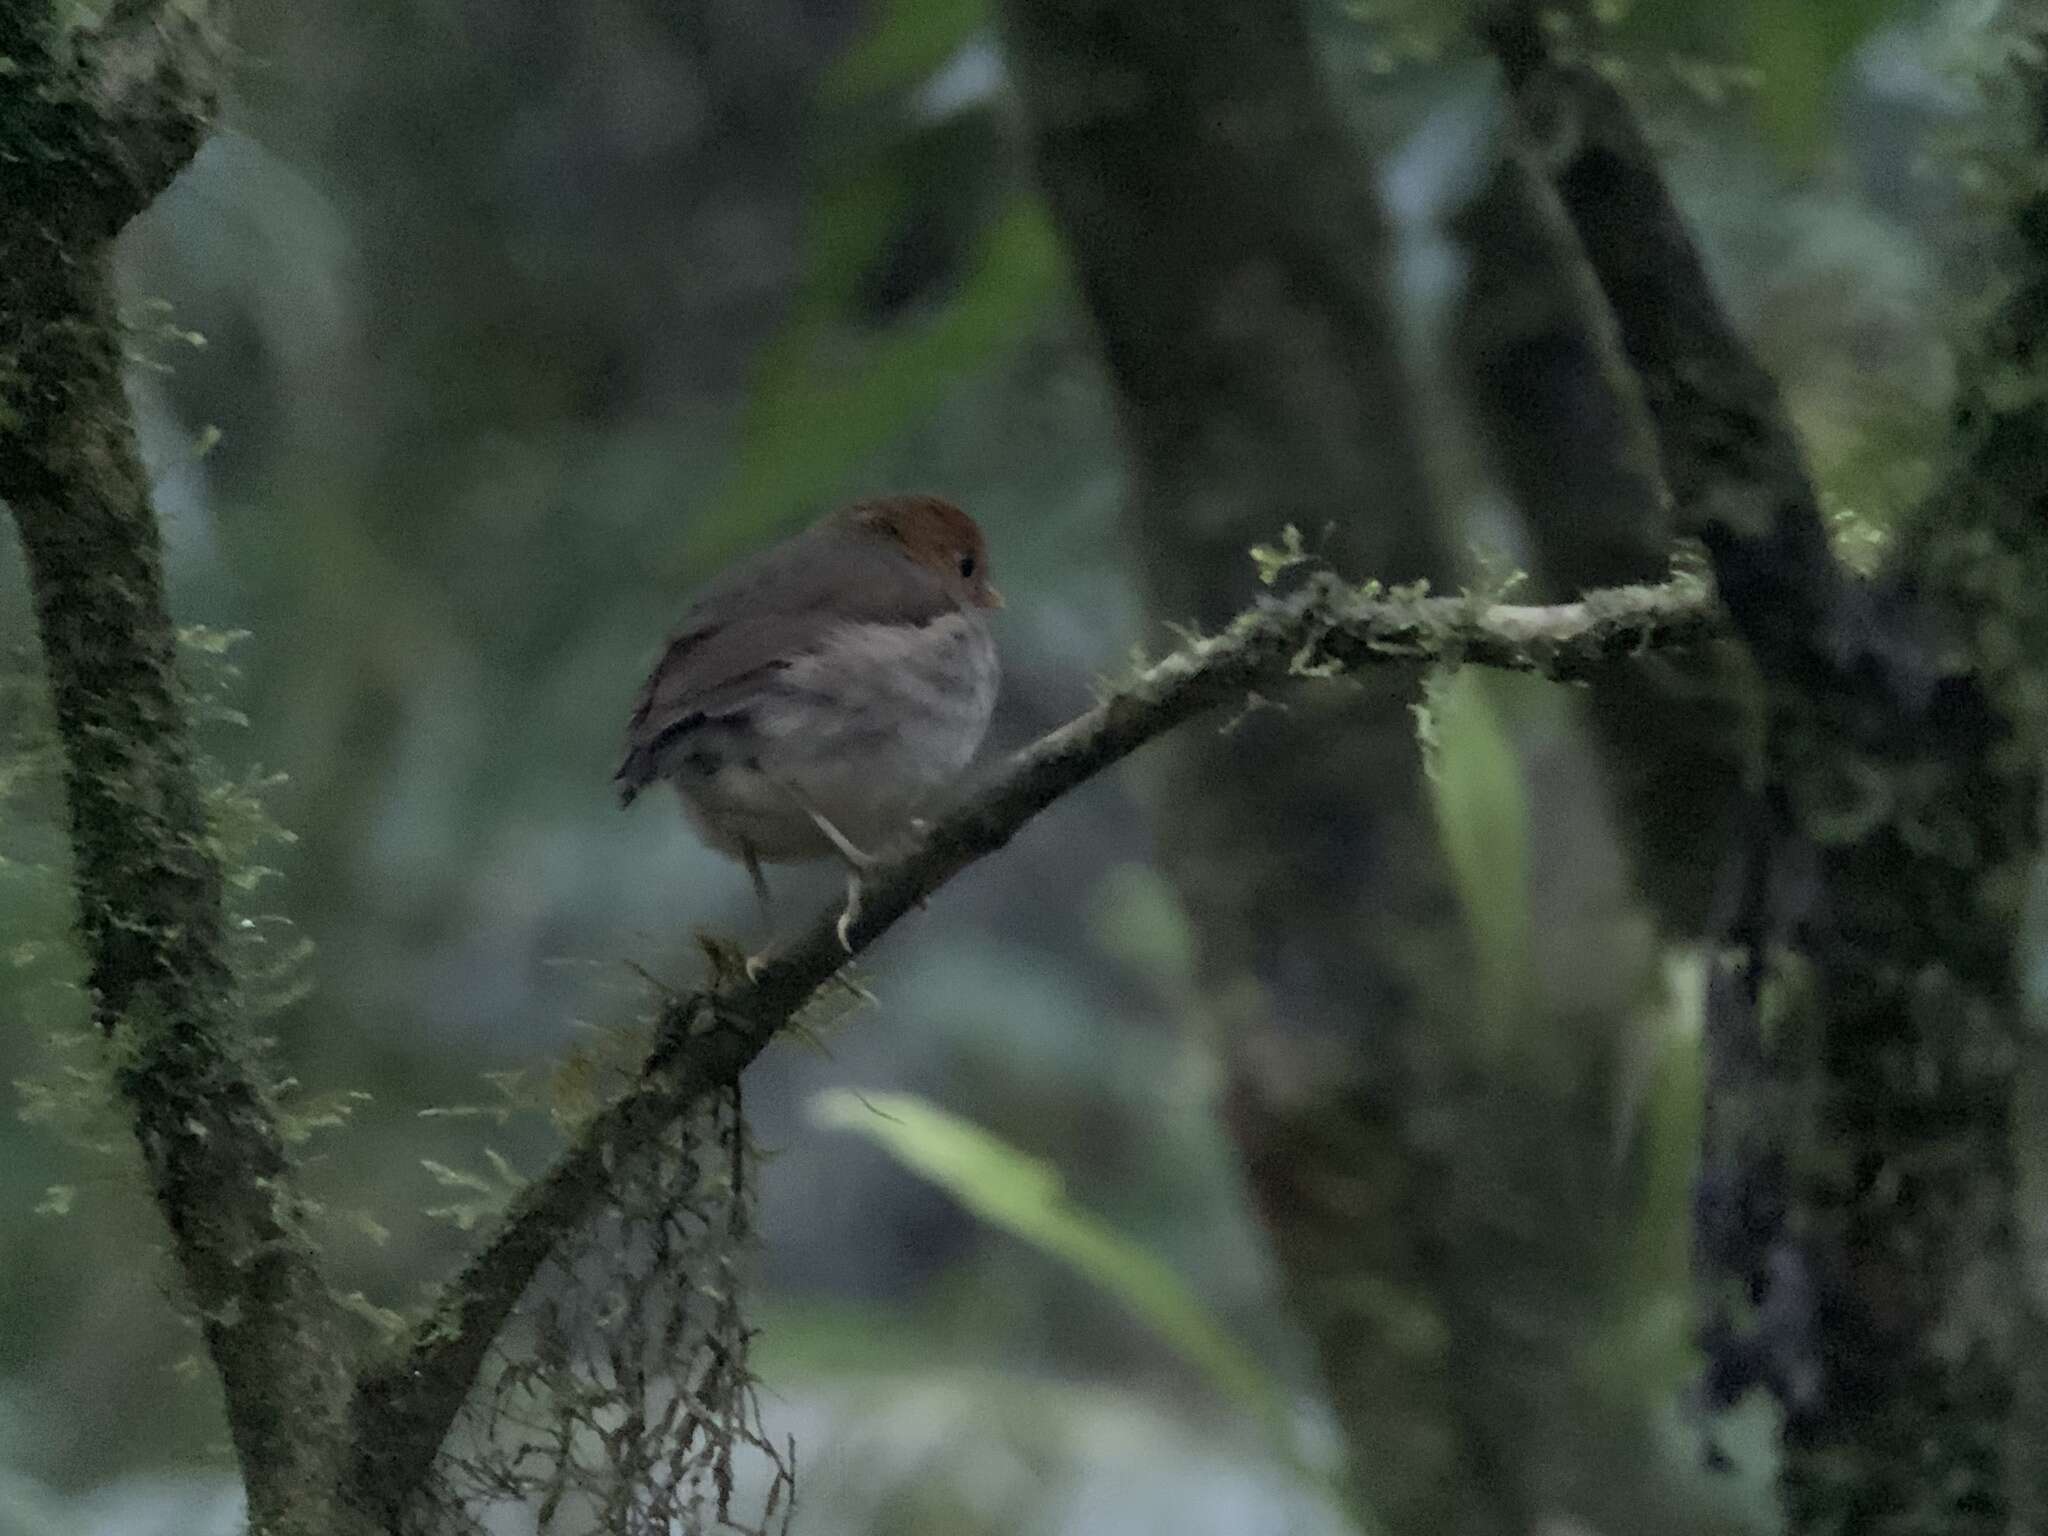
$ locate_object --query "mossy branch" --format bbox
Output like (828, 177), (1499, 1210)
(350, 566), (1726, 1514)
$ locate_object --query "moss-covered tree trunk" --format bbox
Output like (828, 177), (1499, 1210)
(1486, 4), (2048, 1527)
(0, 9), (379, 1534)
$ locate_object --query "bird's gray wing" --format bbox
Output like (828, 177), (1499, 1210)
(615, 523), (955, 803)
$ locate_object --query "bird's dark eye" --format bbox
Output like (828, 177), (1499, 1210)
(958, 553), (977, 579)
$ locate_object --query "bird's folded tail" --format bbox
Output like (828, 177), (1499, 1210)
(615, 750), (651, 807)
(616, 709), (711, 808)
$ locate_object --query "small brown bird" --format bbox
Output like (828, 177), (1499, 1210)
(617, 494), (1001, 942)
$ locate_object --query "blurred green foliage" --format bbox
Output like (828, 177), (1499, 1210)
(727, 199), (1062, 560)
(1418, 667), (1535, 1053)
(1741, 0), (1908, 153)
(810, 1089), (1287, 1429)
(824, 0), (987, 103)
(709, 0), (1068, 562)
(1340, 0), (1912, 159)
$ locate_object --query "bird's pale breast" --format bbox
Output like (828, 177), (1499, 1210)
(671, 611), (997, 862)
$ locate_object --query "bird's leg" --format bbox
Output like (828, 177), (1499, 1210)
(904, 818), (937, 911)
(804, 807), (877, 872)
(837, 867), (863, 953)
(766, 780), (875, 953)
(806, 815), (874, 954)
(741, 840), (774, 981)
(742, 840), (772, 919)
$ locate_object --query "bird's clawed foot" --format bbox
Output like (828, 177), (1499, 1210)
(836, 869), (864, 953)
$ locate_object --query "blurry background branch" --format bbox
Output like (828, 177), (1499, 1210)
(1483, 2), (1878, 678)
(1449, 141), (1751, 936)
(989, 4), (1486, 1525)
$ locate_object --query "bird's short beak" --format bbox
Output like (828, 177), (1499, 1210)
(981, 584), (1005, 610)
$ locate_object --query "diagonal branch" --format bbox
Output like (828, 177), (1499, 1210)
(347, 568), (1726, 1516)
